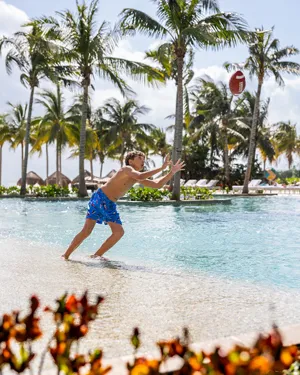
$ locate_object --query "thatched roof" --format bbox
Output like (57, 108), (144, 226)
(72, 169), (91, 184)
(46, 171), (71, 187)
(17, 171), (45, 186)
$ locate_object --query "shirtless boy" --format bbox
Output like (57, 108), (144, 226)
(62, 151), (185, 260)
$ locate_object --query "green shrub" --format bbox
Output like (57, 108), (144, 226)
(34, 184), (74, 197)
(180, 186), (213, 200)
(0, 185), (78, 197)
(0, 186), (7, 195)
(6, 186), (20, 195)
(127, 186), (214, 201)
(286, 177), (300, 185)
(128, 187), (170, 201)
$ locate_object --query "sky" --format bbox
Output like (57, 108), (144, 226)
(1, 0), (300, 186)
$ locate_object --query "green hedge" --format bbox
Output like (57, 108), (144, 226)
(0, 185), (78, 197)
(127, 187), (170, 201)
(127, 186), (214, 201)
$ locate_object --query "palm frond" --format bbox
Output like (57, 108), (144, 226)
(119, 8), (169, 38)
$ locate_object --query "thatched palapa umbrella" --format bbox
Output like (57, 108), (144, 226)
(46, 171), (71, 187)
(71, 170), (91, 185)
(17, 171), (45, 186)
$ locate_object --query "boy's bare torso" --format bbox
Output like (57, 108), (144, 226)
(101, 169), (137, 201)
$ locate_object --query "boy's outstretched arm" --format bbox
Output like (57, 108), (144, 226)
(141, 160), (185, 189)
(123, 155), (171, 181)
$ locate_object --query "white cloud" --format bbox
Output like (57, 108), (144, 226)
(0, 0), (28, 36)
(194, 65), (232, 83)
(112, 39), (145, 63)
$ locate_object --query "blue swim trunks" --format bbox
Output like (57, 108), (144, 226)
(86, 189), (122, 225)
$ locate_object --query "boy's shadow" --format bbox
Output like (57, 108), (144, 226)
(66, 257), (182, 278)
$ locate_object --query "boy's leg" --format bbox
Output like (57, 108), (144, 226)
(91, 222), (124, 258)
(62, 219), (96, 260)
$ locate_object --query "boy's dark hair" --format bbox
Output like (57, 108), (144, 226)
(125, 151), (145, 166)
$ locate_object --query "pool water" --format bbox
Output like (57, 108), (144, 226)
(0, 196), (300, 289)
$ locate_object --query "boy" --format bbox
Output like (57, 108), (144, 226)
(62, 151), (185, 260)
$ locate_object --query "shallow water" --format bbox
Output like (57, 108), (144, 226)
(1, 196), (300, 362)
(1, 196), (300, 288)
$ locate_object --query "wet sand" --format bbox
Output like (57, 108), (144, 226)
(1, 237), (300, 373)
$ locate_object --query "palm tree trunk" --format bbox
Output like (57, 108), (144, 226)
(79, 83), (89, 197)
(171, 55), (184, 201)
(223, 128), (230, 185)
(90, 156), (94, 181)
(120, 143), (125, 167)
(242, 81), (263, 194)
(46, 143), (49, 181)
(20, 86), (35, 196)
(60, 144), (62, 185)
(263, 159), (266, 171)
(21, 142), (24, 177)
(100, 162), (104, 178)
(0, 145), (2, 186)
(56, 139), (59, 186)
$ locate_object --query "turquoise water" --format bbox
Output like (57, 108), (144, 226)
(0, 196), (300, 289)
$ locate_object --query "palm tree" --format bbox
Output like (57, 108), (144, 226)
(232, 91), (275, 171)
(0, 21), (61, 195)
(91, 108), (116, 177)
(225, 27), (300, 193)
(0, 115), (12, 186)
(6, 103), (28, 175)
(69, 124), (99, 181)
(39, 0), (164, 197)
(150, 128), (172, 163)
(120, 0), (248, 199)
(148, 46), (195, 171)
(190, 77), (245, 184)
(101, 98), (155, 166)
(32, 85), (78, 186)
(273, 121), (300, 169)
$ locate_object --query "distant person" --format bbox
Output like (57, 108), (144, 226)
(62, 151), (184, 260)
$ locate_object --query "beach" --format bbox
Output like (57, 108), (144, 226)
(1, 236), (300, 369)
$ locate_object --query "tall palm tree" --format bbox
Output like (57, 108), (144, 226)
(39, 0), (164, 197)
(0, 115), (11, 186)
(232, 91), (275, 171)
(190, 77), (245, 184)
(273, 121), (300, 169)
(32, 85), (78, 186)
(120, 0), (248, 199)
(101, 98), (155, 166)
(6, 103), (28, 175)
(225, 27), (300, 193)
(0, 22), (61, 195)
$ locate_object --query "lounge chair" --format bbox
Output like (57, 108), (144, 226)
(232, 179), (262, 193)
(184, 179), (197, 187)
(202, 180), (219, 189)
(195, 179), (208, 187)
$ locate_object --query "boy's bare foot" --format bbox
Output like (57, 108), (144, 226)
(61, 254), (69, 260)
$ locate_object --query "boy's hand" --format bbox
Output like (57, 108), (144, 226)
(162, 154), (171, 170)
(171, 159), (185, 174)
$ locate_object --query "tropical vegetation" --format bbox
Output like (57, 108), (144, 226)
(0, 291), (300, 375)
